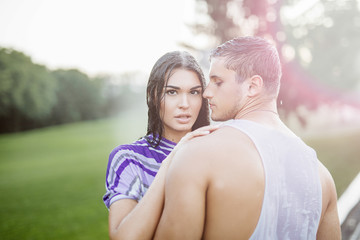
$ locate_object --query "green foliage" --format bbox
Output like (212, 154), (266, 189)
(283, 0), (360, 91)
(93, 72), (147, 118)
(192, 0), (360, 119)
(0, 48), (57, 130)
(0, 47), (144, 133)
(50, 69), (106, 124)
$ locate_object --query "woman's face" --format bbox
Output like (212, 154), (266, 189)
(160, 68), (203, 142)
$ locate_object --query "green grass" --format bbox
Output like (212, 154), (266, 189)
(0, 106), (359, 239)
(303, 129), (360, 196)
(0, 108), (147, 240)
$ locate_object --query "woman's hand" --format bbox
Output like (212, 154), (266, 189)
(177, 125), (219, 148)
(163, 125), (220, 166)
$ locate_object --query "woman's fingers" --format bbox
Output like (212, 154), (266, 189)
(182, 124), (220, 142)
(196, 125), (220, 132)
(166, 125), (220, 166)
(189, 125), (220, 138)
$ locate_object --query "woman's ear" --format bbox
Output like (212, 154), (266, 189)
(247, 75), (263, 97)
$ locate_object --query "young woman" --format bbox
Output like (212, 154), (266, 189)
(103, 51), (215, 240)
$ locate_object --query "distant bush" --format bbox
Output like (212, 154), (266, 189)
(0, 48), (57, 132)
(50, 69), (105, 124)
(0, 47), (145, 133)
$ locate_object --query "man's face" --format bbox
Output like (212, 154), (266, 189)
(203, 57), (245, 122)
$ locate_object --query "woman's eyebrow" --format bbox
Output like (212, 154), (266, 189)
(165, 85), (180, 89)
(165, 85), (202, 90)
(190, 85), (202, 90)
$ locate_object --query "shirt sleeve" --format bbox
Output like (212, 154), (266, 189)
(103, 147), (141, 209)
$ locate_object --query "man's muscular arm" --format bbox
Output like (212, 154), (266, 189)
(316, 162), (341, 240)
(154, 139), (210, 240)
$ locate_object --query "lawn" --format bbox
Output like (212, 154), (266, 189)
(0, 108), (147, 240)
(0, 108), (359, 239)
(303, 128), (360, 196)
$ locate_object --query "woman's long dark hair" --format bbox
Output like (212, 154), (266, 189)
(146, 51), (210, 147)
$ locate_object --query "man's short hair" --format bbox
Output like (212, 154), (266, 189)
(210, 36), (282, 96)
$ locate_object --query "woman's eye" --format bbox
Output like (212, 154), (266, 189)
(191, 90), (201, 95)
(166, 90), (177, 95)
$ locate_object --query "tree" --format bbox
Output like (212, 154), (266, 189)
(188, 0), (360, 124)
(0, 48), (57, 132)
(0, 47), (144, 133)
(283, 0), (360, 91)
(50, 69), (105, 124)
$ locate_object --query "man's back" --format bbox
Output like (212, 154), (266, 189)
(202, 120), (321, 239)
(201, 122), (266, 239)
(155, 119), (339, 239)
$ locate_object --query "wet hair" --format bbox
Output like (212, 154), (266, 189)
(210, 36), (282, 96)
(146, 51), (210, 147)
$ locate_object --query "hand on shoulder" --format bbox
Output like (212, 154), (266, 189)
(166, 124), (220, 163)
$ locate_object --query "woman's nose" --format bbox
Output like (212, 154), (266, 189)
(178, 94), (189, 109)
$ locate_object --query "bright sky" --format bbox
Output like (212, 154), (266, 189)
(0, 0), (197, 76)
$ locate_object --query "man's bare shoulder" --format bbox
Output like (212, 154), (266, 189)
(317, 161), (341, 239)
(318, 161), (338, 207)
(188, 125), (252, 148)
(175, 126), (264, 239)
(174, 125), (258, 167)
(318, 161), (337, 196)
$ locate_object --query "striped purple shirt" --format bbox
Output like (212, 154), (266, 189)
(103, 135), (176, 209)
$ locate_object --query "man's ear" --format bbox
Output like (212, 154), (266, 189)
(247, 75), (264, 97)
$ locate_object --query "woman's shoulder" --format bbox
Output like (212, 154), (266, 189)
(108, 135), (175, 164)
(109, 136), (149, 158)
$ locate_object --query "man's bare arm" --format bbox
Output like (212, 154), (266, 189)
(154, 140), (209, 240)
(316, 163), (341, 240)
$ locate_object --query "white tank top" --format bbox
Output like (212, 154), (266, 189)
(222, 119), (322, 239)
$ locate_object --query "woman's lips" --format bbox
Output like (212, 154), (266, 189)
(175, 114), (191, 124)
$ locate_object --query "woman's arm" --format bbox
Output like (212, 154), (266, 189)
(108, 125), (219, 240)
(108, 157), (171, 240)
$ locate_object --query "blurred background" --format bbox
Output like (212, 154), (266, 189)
(0, 0), (359, 239)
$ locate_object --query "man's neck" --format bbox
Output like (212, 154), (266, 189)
(236, 109), (278, 119)
(234, 99), (278, 120)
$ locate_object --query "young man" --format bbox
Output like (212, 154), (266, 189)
(153, 36), (341, 239)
